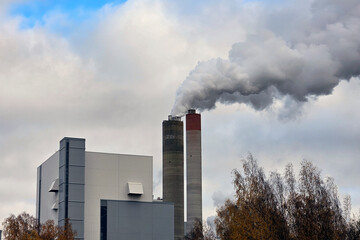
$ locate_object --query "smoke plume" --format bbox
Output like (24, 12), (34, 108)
(171, 0), (360, 116)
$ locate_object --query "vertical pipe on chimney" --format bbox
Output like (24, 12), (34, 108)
(163, 116), (184, 240)
(186, 109), (202, 231)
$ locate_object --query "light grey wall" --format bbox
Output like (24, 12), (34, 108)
(84, 152), (153, 240)
(37, 151), (59, 224)
(104, 200), (174, 240)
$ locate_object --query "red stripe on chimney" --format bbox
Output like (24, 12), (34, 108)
(186, 114), (201, 131)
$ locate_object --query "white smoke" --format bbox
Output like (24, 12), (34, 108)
(171, 0), (360, 116)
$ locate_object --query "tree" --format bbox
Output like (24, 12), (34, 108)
(215, 155), (290, 240)
(185, 219), (216, 240)
(57, 219), (76, 240)
(214, 154), (360, 240)
(347, 217), (360, 240)
(2, 212), (76, 240)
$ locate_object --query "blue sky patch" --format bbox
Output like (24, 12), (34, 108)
(10, 0), (127, 29)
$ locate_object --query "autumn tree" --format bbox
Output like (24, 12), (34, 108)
(215, 154), (359, 240)
(56, 219), (76, 240)
(185, 219), (216, 240)
(215, 155), (290, 240)
(347, 217), (360, 240)
(285, 161), (347, 239)
(2, 212), (76, 240)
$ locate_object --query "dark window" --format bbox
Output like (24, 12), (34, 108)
(37, 166), (42, 223)
(65, 141), (69, 219)
(100, 200), (107, 240)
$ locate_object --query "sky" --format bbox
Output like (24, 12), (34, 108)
(0, 0), (359, 227)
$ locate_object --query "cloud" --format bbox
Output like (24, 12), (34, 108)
(171, 0), (360, 116)
(212, 191), (232, 207)
(0, 0), (227, 222)
(0, 0), (359, 225)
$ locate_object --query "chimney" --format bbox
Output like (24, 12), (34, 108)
(163, 115), (184, 240)
(186, 109), (202, 231)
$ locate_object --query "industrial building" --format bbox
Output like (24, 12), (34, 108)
(37, 109), (203, 240)
(36, 137), (174, 240)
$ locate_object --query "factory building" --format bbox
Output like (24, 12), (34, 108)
(38, 109), (203, 240)
(36, 137), (174, 240)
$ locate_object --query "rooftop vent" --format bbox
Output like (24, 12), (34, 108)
(127, 182), (144, 195)
(51, 201), (58, 210)
(48, 178), (59, 192)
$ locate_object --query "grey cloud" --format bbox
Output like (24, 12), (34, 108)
(212, 191), (231, 207)
(171, 0), (360, 116)
(200, 78), (360, 213)
(0, 0), (221, 221)
(0, 0), (359, 225)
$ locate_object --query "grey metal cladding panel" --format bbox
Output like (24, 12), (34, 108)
(59, 149), (66, 167)
(59, 139), (67, 149)
(60, 138), (85, 149)
(108, 233), (140, 240)
(58, 183), (65, 203)
(68, 139), (85, 149)
(69, 149), (85, 166)
(59, 166), (65, 185)
(58, 219), (65, 227)
(68, 166), (85, 184)
(152, 204), (174, 239)
(68, 202), (84, 220)
(116, 203), (149, 233)
(115, 205), (149, 238)
(69, 219), (84, 239)
(106, 201), (174, 240)
(58, 202), (65, 221)
(68, 184), (84, 202)
(106, 202), (119, 236)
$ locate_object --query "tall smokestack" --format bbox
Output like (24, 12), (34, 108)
(163, 115), (184, 240)
(186, 109), (202, 230)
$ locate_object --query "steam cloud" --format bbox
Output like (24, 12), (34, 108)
(171, 0), (360, 116)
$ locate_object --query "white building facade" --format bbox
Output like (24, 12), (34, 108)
(36, 137), (173, 240)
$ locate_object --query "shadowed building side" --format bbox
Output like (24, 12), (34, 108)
(186, 109), (202, 232)
(163, 116), (184, 240)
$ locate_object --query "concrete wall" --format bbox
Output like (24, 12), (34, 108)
(102, 200), (174, 240)
(37, 151), (59, 223)
(186, 112), (202, 231)
(84, 152), (153, 240)
(163, 119), (184, 240)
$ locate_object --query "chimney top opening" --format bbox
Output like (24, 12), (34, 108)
(168, 115), (181, 121)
